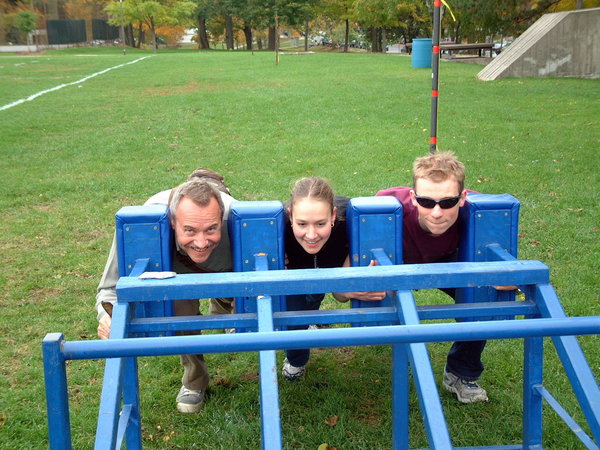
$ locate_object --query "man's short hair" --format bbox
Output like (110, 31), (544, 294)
(187, 168), (230, 195)
(170, 178), (225, 222)
(412, 151), (465, 192)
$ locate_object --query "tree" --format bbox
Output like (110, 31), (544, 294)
(253, 0), (316, 50)
(549, 0), (600, 10)
(15, 9), (37, 45)
(354, 0), (429, 52)
(319, 0), (354, 51)
(393, 0), (430, 44)
(192, 0), (218, 49)
(442, 0), (520, 43)
(230, 0), (276, 50)
(106, 0), (195, 52)
(440, 0), (597, 45)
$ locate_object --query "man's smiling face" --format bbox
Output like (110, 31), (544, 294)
(173, 196), (222, 264)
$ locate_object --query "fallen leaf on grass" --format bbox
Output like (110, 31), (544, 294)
(318, 444), (338, 450)
(324, 415), (339, 426)
(213, 376), (232, 387)
(242, 372), (259, 381)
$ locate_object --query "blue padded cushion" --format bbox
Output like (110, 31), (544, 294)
(347, 196), (403, 267)
(115, 204), (172, 278)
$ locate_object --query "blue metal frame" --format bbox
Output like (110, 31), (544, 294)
(115, 205), (173, 334)
(42, 196), (600, 449)
(228, 200), (285, 332)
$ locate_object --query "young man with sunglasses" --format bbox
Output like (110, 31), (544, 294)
(377, 151), (491, 404)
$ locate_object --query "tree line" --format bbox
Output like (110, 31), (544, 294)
(1, 0), (598, 51)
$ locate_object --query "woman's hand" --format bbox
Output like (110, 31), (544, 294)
(337, 290), (387, 302)
(333, 259), (386, 302)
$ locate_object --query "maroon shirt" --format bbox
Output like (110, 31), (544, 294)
(376, 186), (460, 264)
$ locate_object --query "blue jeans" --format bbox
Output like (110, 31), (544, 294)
(284, 289), (486, 378)
(446, 339), (486, 380)
(442, 288), (486, 380)
(285, 293), (325, 367)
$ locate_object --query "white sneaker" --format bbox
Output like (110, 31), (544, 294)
(176, 385), (204, 413)
(282, 358), (305, 381)
(443, 367), (488, 403)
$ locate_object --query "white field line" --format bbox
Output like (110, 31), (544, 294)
(0, 55), (152, 112)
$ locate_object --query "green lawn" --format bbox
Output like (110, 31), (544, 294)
(0, 47), (598, 449)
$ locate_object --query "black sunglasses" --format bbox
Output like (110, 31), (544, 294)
(415, 195), (461, 209)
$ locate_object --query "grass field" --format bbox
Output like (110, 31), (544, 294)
(0, 47), (598, 449)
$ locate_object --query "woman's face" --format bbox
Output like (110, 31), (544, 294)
(289, 197), (336, 254)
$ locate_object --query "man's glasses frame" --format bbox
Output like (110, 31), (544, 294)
(414, 195), (462, 209)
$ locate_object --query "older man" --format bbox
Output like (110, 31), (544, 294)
(95, 170), (234, 413)
(378, 151), (515, 404)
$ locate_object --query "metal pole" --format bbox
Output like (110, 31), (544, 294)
(275, 13), (279, 65)
(43, 333), (72, 450)
(60, 317), (600, 360)
(429, 0), (442, 153)
(119, 0), (126, 55)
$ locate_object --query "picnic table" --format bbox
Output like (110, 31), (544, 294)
(440, 43), (493, 57)
(405, 42), (493, 58)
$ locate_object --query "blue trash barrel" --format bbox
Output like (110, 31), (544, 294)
(412, 38), (432, 68)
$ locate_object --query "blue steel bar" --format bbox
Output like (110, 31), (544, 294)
(486, 243), (517, 262)
(395, 290), (451, 449)
(116, 260), (550, 302)
(42, 333), (72, 450)
(127, 301), (540, 335)
(384, 249), (408, 450)
(115, 404), (132, 449)
(534, 385), (600, 450)
(95, 357), (125, 449)
(523, 336), (544, 448)
(59, 316), (600, 361)
(122, 356), (142, 450)
(391, 342), (409, 450)
(376, 248), (451, 449)
(257, 294), (282, 450)
(95, 301), (131, 450)
(255, 255), (283, 450)
(535, 283), (600, 442)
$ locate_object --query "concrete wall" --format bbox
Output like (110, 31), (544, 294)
(478, 7), (599, 80)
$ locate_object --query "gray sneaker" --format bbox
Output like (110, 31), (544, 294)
(443, 367), (488, 403)
(176, 385), (204, 413)
(282, 358), (305, 381)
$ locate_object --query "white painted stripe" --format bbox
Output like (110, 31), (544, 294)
(0, 55), (152, 112)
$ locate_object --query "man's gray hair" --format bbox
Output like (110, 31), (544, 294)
(170, 178), (224, 222)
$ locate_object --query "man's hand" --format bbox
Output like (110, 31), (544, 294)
(493, 285), (517, 291)
(339, 290), (387, 302)
(333, 259), (386, 302)
(98, 315), (112, 340)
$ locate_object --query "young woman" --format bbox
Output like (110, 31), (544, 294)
(282, 177), (385, 380)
